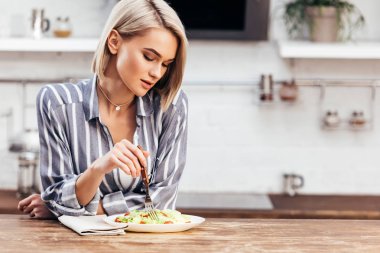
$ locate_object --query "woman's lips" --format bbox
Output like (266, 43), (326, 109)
(141, 79), (153, 89)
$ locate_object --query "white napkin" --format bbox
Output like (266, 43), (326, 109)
(58, 215), (127, 236)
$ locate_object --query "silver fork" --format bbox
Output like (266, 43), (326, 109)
(138, 145), (160, 222)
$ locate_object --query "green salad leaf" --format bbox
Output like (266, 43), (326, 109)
(114, 209), (191, 224)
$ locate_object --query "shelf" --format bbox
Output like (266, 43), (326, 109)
(0, 38), (98, 52)
(278, 40), (380, 59)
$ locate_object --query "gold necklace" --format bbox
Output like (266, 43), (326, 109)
(97, 83), (132, 111)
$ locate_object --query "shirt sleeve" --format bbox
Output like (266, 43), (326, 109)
(37, 86), (100, 217)
(101, 92), (188, 215)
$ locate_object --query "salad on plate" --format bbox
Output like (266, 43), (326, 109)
(114, 209), (191, 224)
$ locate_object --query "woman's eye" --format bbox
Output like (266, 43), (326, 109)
(144, 55), (154, 61)
(162, 63), (168, 68)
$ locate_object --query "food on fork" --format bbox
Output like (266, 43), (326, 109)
(114, 209), (191, 224)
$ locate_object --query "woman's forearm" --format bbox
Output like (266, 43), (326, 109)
(75, 140), (148, 207)
(75, 164), (105, 206)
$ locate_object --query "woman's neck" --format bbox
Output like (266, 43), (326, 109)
(97, 76), (135, 114)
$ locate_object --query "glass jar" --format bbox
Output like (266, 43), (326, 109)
(53, 17), (72, 38)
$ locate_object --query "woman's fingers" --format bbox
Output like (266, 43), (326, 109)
(18, 194), (41, 212)
(116, 143), (141, 176)
(34, 209), (55, 219)
(17, 194), (36, 211)
(112, 147), (138, 177)
(23, 197), (43, 214)
(23, 203), (35, 214)
(16, 194), (55, 219)
(142, 150), (150, 158)
(110, 140), (151, 178)
(110, 150), (132, 176)
(125, 141), (149, 167)
(32, 204), (56, 219)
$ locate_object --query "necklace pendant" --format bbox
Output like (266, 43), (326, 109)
(115, 106), (121, 111)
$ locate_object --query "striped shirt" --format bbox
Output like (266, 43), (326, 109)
(37, 75), (188, 216)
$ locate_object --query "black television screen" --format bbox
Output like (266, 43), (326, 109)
(165, 0), (269, 40)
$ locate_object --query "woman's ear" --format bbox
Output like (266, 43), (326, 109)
(107, 29), (122, 54)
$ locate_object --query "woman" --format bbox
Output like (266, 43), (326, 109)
(18, 0), (188, 218)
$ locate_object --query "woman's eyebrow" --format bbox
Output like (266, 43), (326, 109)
(144, 48), (175, 61)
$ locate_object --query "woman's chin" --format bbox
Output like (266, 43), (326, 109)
(134, 89), (150, 97)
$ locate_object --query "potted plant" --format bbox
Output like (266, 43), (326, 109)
(283, 0), (365, 42)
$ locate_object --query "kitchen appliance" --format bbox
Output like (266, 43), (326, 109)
(31, 9), (50, 39)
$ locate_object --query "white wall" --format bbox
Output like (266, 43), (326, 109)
(0, 0), (379, 195)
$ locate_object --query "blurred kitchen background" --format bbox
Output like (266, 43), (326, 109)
(1, 0), (380, 213)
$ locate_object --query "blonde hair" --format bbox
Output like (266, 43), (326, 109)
(92, 0), (188, 111)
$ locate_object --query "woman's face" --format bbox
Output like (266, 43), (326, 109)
(111, 27), (178, 97)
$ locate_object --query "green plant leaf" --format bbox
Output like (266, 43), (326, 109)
(283, 0), (365, 41)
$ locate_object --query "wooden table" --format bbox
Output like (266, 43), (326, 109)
(2, 215), (380, 252)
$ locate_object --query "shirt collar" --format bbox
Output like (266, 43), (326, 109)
(82, 75), (99, 121)
(82, 75), (154, 121)
(136, 91), (154, 117)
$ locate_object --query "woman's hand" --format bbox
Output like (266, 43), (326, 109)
(17, 194), (56, 219)
(91, 139), (150, 178)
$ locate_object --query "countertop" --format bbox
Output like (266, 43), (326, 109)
(178, 193), (380, 219)
(2, 214), (380, 253)
(3, 190), (380, 219)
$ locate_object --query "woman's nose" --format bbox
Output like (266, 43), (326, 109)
(149, 64), (162, 79)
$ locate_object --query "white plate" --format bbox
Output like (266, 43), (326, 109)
(104, 213), (205, 233)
